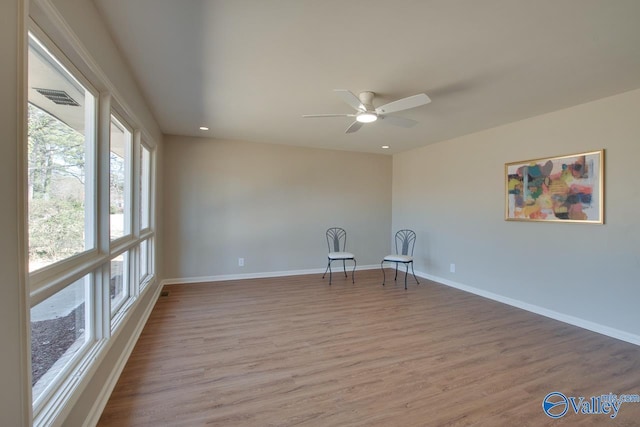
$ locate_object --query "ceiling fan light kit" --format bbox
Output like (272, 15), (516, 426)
(303, 89), (431, 134)
(356, 112), (377, 123)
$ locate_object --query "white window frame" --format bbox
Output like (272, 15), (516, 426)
(27, 12), (159, 427)
(26, 28), (102, 418)
(26, 30), (99, 282)
(108, 112), (133, 244)
(109, 249), (130, 317)
(31, 274), (94, 410)
(140, 142), (152, 233)
(139, 237), (154, 290)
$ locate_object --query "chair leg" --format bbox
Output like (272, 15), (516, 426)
(411, 261), (419, 284)
(351, 258), (356, 283)
(404, 263), (409, 290)
(342, 259), (347, 277)
(394, 263), (398, 281)
(381, 261), (386, 286)
(322, 259), (330, 278)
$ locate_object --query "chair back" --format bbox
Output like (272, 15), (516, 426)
(326, 227), (347, 252)
(395, 229), (416, 256)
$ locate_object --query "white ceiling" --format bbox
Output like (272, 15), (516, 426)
(93, 0), (640, 154)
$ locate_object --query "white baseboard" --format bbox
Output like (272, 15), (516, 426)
(82, 281), (163, 427)
(415, 270), (640, 347)
(161, 264), (380, 286)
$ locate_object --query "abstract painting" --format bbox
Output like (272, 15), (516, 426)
(505, 150), (603, 223)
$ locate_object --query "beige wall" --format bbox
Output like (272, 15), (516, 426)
(163, 136), (392, 279)
(1, 1), (30, 425)
(393, 88), (640, 338)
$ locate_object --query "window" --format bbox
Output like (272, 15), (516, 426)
(140, 240), (149, 282)
(110, 251), (130, 316)
(26, 28), (157, 427)
(27, 35), (95, 272)
(31, 275), (91, 403)
(139, 238), (154, 289)
(109, 116), (132, 241)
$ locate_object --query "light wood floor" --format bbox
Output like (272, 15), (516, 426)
(98, 270), (640, 426)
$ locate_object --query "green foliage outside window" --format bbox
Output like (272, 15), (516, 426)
(28, 103), (86, 267)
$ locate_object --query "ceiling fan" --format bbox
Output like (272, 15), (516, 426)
(303, 89), (431, 133)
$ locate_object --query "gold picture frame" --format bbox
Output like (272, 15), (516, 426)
(505, 150), (604, 223)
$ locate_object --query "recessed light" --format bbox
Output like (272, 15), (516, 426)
(199, 126), (209, 131)
(381, 145), (390, 149)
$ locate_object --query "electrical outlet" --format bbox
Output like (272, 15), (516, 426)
(238, 257), (244, 267)
(450, 263), (456, 273)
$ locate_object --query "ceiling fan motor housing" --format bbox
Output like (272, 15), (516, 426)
(355, 91), (378, 122)
(358, 91), (376, 111)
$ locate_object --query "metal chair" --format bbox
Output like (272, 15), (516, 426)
(322, 227), (356, 285)
(381, 229), (419, 290)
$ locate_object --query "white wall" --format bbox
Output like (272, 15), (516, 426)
(393, 88), (640, 340)
(163, 136), (392, 280)
(0, 1), (30, 425)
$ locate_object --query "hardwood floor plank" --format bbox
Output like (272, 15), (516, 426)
(98, 270), (640, 426)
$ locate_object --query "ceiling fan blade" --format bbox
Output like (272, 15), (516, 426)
(378, 115), (418, 128)
(302, 113), (356, 118)
(375, 93), (431, 115)
(334, 89), (365, 111)
(345, 121), (363, 133)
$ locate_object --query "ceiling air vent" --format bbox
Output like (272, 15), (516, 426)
(34, 88), (80, 106)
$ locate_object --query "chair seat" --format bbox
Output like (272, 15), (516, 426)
(383, 254), (413, 263)
(328, 251), (354, 260)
